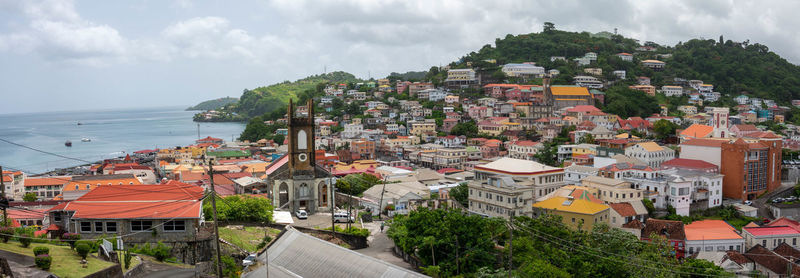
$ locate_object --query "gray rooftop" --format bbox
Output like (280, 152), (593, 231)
(244, 227), (428, 278)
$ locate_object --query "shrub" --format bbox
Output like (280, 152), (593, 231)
(62, 233), (81, 249)
(33, 246), (49, 256)
(18, 234), (32, 248)
(76, 239), (99, 253)
(124, 250), (132, 269)
(152, 241), (171, 262)
(76, 243), (91, 259)
(0, 227), (13, 243)
(35, 254), (52, 270)
(256, 235), (272, 250)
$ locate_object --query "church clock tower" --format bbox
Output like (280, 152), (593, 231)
(288, 99), (316, 177)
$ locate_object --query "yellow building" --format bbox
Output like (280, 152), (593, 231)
(550, 86), (594, 110)
(410, 122), (436, 136)
(572, 143), (598, 156)
(533, 196), (610, 231)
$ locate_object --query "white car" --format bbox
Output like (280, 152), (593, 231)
(296, 209), (308, 219)
(242, 254), (257, 267)
(744, 200), (752, 206)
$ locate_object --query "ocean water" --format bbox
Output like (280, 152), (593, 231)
(0, 106), (245, 174)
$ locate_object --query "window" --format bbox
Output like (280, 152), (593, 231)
(163, 220), (186, 232)
(571, 218), (575, 223)
(94, 221), (103, 232)
(763, 240), (767, 247)
(795, 238), (797, 246)
(106, 222), (117, 233)
(80, 222), (92, 232)
(131, 220), (153, 231)
(705, 246), (713, 251)
(53, 213), (62, 222)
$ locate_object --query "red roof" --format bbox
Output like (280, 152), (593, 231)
(566, 105), (601, 113)
(681, 138), (726, 148)
(24, 177), (71, 187)
(661, 158), (718, 171)
(52, 184), (204, 220)
(766, 217), (800, 231)
(6, 208), (46, 220)
(197, 136), (223, 142)
(609, 203), (637, 217)
(437, 168), (463, 174)
(744, 226), (800, 236)
(133, 149), (158, 154)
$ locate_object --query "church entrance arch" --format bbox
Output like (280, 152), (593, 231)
(278, 182), (289, 208)
(319, 181), (328, 207)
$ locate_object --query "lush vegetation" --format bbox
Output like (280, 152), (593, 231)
(388, 208), (729, 277)
(130, 241), (172, 262)
(218, 226), (280, 253)
(0, 241), (115, 277)
(597, 85), (661, 118)
(203, 195), (274, 223)
(238, 120), (286, 142)
(335, 173), (384, 197)
(23, 192), (37, 202)
(234, 71), (360, 118)
(325, 225), (371, 238)
(449, 183), (469, 208)
(186, 97), (239, 111)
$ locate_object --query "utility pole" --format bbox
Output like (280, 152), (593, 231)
(197, 123), (200, 139)
(207, 160), (223, 278)
(377, 177), (387, 220)
(508, 221), (513, 278)
(330, 166), (335, 231)
(1, 166), (6, 226)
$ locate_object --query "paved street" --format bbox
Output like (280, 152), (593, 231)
(356, 220), (415, 270)
(290, 211), (363, 229)
(753, 181), (796, 219)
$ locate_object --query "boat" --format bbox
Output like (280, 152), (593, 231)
(77, 122), (83, 125)
(65, 140), (72, 147)
(81, 138), (91, 142)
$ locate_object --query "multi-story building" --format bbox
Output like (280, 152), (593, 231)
(445, 69), (478, 89)
(573, 75), (603, 89)
(580, 176), (644, 204)
(433, 148), (469, 170)
(342, 123), (363, 139)
(350, 140), (376, 160)
(409, 121), (436, 136)
(624, 142), (675, 168)
(615, 53), (633, 62)
(408, 82), (434, 96)
(721, 138), (782, 200)
(472, 157), (565, 199)
(641, 59), (666, 70)
(469, 176), (535, 219)
(662, 85), (683, 96)
(507, 140), (542, 160)
(23, 177), (71, 200)
(501, 63), (545, 78)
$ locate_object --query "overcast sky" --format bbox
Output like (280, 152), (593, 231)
(1, 0), (799, 114)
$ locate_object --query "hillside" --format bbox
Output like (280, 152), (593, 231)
(447, 25), (800, 104)
(186, 97), (238, 111)
(232, 71), (360, 118)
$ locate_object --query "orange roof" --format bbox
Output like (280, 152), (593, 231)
(24, 177), (71, 187)
(608, 203), (637, 217)
(551, 86), (590, 96)
(63, 176), (142, 192)
(52, 184), (205, 220)
(680, 124), (713, 138)
(684, 220), (742, 241)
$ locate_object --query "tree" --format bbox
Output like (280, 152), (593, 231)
(23, 193), (37, 202)
(273, 134), (285, 146)
(543, 22), (555, 33)
(578, 133), (595, 144)
(653, 119), (679, 141)
(450, 121), (478, 137)
(449, 183), (469, 207)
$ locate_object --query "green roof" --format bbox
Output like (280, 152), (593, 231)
(207, 150), (251, 158)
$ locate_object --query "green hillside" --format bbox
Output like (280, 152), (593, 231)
(232, 71), (360, 118)
(186, 97), (239, 111)
(447, 24), (800, 104)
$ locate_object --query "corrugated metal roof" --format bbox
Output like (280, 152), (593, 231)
(244, 227), (428, 278)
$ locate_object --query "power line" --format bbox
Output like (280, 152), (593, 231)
(0, 137), (94, 164)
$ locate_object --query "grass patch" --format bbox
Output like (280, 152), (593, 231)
(0, 241), (115, 278)
(118, 252), (141, 271)
(137, 254), (194, 269)
(218, 226), (281, 253)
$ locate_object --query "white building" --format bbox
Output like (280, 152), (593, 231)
(612, 70), (626, 79)
(573, 75), (603, 89)
(342, 123), (364, 139)
(684, 220), (745, 255)
(624, 142), (675, 168)
(615, 53), (633, 62)
(502, 63), (545, 77)
(564, 165), (599, 185)
(662, 85), (683, 97)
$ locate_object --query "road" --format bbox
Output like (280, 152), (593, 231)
(133, 257), (196, 278)
(356, 220), (415, 270)
(753, 182), (796, 219)
(0, 249), (55, 278)
(290, 211), (362, 230)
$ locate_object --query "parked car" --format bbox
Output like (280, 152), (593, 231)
(296, 209), (308, 219)
(333, 212), (354, 223)
(744, 200), (752, 206)
(242, 253), (257, 267)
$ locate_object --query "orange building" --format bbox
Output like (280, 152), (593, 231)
(721, 139), (782, 200)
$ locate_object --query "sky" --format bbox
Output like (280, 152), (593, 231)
(1, 0), (800, 114)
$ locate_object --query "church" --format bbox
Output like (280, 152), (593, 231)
(267, 99), (333, 214)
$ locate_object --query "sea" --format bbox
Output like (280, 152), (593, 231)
(0, 106), (245, 174)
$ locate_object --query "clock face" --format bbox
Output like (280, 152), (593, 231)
(298, 153), (308, 162)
